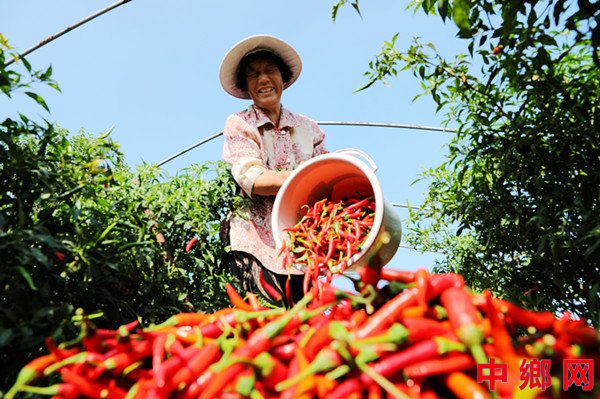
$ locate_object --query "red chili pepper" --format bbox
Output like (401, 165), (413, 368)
(175, 369), (214, 399)
(415, 268), (429, 309)
(5, 353), (58, 399)
(492, 297), (555, 331)
(314, 375), (337, 398)
(399, 305), (427, 319)
(403, 353), (476, 378)
(149, 325), (197, 345)
(259, 269), (283, 303)
(279, 348), (303, 399)
(285, 276), (293, 307)
(148, 312), (208, 330)
(90, 338), (152, 378)
(271, 341), (297, 362)
(225, 283), (254, 311)
(61, 367), (128, 399)
(420, 390), (440, 399)
(444, 371), (491, 399)
(152, 333), (167, 372)
(17, 382), (78, 399)
(380, 268), (416, 283)
(339, 229), (357, 243)
(303, 321), (336, 360)
(356, 264), (382, 289)
(85, 319), (139, 350)
(367, 383), (383, 399)
(427, 272), (465, 297)
(245, 291), (265, 311)
(345, 197), (369, 209)
(220, 392), (244, 399)
(361, 336), (466, 381)
(352, 220), (362, 241)
(440, 286), (487, 363)
(198, 310), (240, 338)
(480, 290), (521, 374)
(559, 319), (599, 346)
(492, 45), (504, 55)
(44, 337), (80, 360)
(401, 317), (454, 343)
(170, 342), (221, 388)
(303, 266), (312, 294)
(42, 350), (106, 378)
(326, 376), (364, 398)
(185, 237), (198, 252)
(355, 287), (419, 339)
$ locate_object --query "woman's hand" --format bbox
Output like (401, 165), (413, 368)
(251, 170), (292, 196)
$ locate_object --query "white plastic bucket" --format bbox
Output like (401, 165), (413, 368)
(272, 149), (402, 271)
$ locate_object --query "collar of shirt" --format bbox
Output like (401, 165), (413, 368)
(247, 104), (301, 131)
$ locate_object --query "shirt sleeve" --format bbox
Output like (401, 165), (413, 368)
(309, 118), (328, 156)
(222, 114), (267, 197)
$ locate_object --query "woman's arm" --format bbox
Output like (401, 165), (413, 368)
(222, 114), (270, 197)
(251, 170), (291, 196)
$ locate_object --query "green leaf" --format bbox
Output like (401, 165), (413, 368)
(21, 56), (32, 72)
(452, 0), (471, 31)
(331, 1), (343, 21)
(24, 91), (49, 112)
(0, 328), (13, 346)
(351, 1), (362, 18)
(438, 0), (449, 20)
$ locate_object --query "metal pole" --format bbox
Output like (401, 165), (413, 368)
(317, 121), (456, 133)
(399, 244), (447, 255)
(4, 0), (133, 67)
(157, 131), (224, 167)
(391, 203), (421, 211)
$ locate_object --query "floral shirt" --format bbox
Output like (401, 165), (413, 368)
(222, 104), (328, 274)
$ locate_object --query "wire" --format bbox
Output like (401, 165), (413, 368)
(4, 0), (133, 67)
(156, 121), (455, 167)
(399, 244), (447, 255)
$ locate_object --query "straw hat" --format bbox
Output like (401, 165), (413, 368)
(219, 34), (302, 99)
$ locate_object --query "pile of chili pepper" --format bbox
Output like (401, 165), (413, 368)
(7, 267), (599, 399)
(279, 196), (376, 295)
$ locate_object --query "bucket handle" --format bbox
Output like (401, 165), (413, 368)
(334, 148), (378, 172)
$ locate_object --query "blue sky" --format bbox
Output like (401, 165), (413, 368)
(1, 0), (468, 271)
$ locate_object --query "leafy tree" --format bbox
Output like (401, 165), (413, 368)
(334, 1), (600, 325)
(0, 36), (243, 391)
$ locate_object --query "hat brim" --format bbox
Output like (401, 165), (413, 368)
(219, 35), (302, 99)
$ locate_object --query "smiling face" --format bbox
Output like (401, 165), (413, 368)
(244, 58), (284, 116)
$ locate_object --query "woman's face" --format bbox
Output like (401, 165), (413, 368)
(244, 58), (283, 112)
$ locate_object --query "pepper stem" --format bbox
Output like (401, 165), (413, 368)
(275, 348), (339, 391)
(357, 361), (411, 399)
(18, 384), (60, 396)
(469, 343), (488, 365)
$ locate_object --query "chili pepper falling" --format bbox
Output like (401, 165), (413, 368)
(281, 196), (376, 292)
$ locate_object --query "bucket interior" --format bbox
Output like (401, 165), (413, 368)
(273, 156), (381, 251)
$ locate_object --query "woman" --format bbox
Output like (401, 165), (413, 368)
(220, 34), (328, 305)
